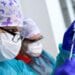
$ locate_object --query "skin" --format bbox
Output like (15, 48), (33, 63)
(20, 35), (43, 56)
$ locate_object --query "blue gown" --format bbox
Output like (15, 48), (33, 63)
(0, 59), (38, 75)
(28, 50), (55, 75)
(0, 50), (55, 75)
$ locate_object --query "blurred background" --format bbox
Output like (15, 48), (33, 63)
(21, 0), (75, 59)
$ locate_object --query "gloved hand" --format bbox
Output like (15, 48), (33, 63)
(54, 58), (75, 75)
(62, 21), (75, 53)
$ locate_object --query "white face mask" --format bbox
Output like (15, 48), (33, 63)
(26, 41), (43, 57)
(0, 32), (21, 62)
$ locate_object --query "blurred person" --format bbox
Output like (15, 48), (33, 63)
(16, 18), (55, 75)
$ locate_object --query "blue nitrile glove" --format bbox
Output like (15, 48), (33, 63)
(62, 21), (75, 53)
(54, 58), (75, 75)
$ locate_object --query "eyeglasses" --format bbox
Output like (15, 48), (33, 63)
(0, 27), (21, 42)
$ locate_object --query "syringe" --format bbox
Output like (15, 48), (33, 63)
(69, 24), (75, 60)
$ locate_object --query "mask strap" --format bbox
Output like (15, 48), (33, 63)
(69, 25), (75, 60)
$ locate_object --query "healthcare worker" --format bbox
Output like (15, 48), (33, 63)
(16, 18), (55, 75)
(52, 21), (75, 75)
(0, 0), (38, 75)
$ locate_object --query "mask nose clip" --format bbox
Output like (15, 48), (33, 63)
(12, 33), (21, 43)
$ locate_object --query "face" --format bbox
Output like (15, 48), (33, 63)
(0, 26), (22, 61)
(21, 39), (36, 54)
(21, 37), (43, 57)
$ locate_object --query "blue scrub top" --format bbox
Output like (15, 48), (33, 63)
(0, 59), (38, 75)
(0, 50), (55, 75)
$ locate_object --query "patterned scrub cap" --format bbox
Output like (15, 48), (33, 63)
(20, 18), (41, 39)
(0, 0), (23, 27)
